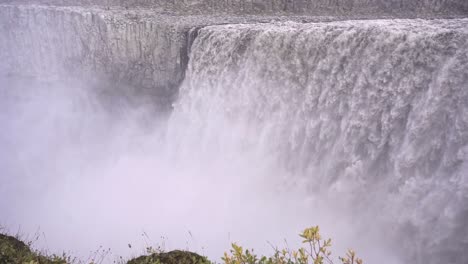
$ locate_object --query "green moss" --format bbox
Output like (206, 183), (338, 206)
(127, 250), (211, 264)
(0, 234), (67, 264)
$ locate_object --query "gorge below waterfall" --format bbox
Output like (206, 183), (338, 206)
(0, 1), (467, 264)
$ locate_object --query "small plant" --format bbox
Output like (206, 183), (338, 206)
(222, 226), (362, 264)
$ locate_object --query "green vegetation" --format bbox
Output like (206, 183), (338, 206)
(0, 233), (71, 264)
(0, 226), (362, 264)
(222, 226), (362, 264)
(128, 250), (210, 264)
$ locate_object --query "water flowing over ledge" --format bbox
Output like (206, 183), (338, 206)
(169, 19), (468, 263)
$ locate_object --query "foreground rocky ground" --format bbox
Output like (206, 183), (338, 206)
(0, 233), (208, 264)
(0, 233), (68, 263)
(1, 226), (360, 264)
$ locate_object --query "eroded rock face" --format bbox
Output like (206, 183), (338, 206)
(1, 0), (468, 15)
(0, 5), (194, 110)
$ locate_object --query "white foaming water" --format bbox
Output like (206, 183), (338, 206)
(1, 18), (468, 264)
(168, 19), (468, 263)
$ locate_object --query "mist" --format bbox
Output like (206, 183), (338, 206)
(0, 70), (403, 264)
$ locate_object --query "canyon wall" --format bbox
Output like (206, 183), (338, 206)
(1, 0), (468, 15)
(0, 5), (195, 109)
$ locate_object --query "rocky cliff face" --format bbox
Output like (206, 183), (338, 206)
(0, 5), (197, 109)
(1, 0), (468, 15)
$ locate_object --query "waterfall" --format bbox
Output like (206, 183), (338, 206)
(1, 3), (468, 262)
(168, 19), (468, 263)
